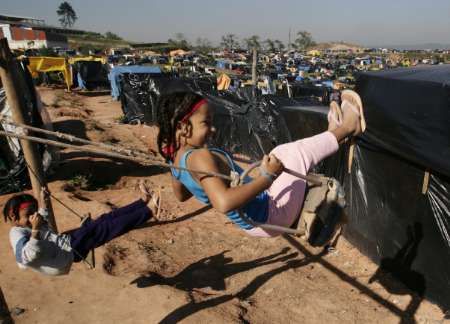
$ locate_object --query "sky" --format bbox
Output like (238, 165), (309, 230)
(3, 0), (450, 47)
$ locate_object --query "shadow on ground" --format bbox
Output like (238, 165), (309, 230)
(50, 156), (166, 190)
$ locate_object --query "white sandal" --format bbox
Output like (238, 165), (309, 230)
(139, 180), (162, 220)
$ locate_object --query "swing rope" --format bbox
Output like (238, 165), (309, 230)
(0, 120), (325, 237)
(0, 116), (323, 185)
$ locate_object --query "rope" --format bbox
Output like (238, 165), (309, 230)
(0, 130), (234, 181)
(0, 117), (323, 185)
(0, 122), (325, 236)
(0, 116), (150, 159)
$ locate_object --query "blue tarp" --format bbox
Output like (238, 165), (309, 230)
(108, 65), (162, 100)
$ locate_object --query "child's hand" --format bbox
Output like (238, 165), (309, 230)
(261, 154), (284, 176)
(29, 213), (43, 230)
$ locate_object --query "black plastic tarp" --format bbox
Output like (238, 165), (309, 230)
(72, 61), (109, 90)
(356, 65), (450, 178)
(119, 74), (291, 160)
(0, 61), (52, 195)
(277, 66), (450, 311)
(118, 69), (450, 309)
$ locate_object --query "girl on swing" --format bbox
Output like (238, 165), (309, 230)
(157, 90), (365, 237)
(3, 183), (159, 276)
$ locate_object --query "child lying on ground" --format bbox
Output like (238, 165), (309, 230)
(157, 90), (364, 237)
(3, 183), (159, 276)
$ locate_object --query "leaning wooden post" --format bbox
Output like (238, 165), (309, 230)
(0, 287), (13, 324)
(251, 48), (257, 86)
(0, 38), (58, 232)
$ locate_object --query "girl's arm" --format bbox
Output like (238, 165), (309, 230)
(171, 177), (193, 202)
(188, 149), (279, 213)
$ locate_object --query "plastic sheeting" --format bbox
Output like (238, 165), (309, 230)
(0, 88), (28, 194)
(27, 56), (72, 90)
(356, 65), (450, 178)
(118, 74), (291, 159)
(118, 70), (450, 309)
(68, 56), (106, 65)
(72, 61), (109, 91)
(0, 61), (52, 194)
(108, 65), (162, 100)
(277, 66), (450, 310)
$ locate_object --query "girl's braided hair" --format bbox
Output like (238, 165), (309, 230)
(156, 91), (204, 161)
(2, 194), (38, 223)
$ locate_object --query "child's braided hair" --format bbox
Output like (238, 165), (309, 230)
(156, 91), (204, 161)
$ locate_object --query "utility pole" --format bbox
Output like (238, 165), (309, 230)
(0, 38), (58, 232)
(288, 28), (291, 51)
(251, 47), (257, 86)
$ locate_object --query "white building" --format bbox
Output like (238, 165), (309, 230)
(0, 13), (68, 49)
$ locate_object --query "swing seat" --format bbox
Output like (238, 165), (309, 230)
(296, 175), (346, 247)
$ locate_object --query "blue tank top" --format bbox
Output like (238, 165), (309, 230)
(170, 148), (269, 230)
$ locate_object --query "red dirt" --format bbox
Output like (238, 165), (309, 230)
(0, 88), (446, 324)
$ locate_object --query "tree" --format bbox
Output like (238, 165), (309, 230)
(294, 31), (316, 51)
(220, 34), (238, 51)
(264, 39), (276, 53)
(56, 2), (77, 28)
(195, 37), (213, 54)
(243, 35), (261, 51)
(104, 32), (122, 40)
(168, 33), (190, 49)
(274, 40), (285, 52)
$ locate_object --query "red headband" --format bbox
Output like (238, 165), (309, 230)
(18, 202), (33, 211)
(162, 98), (208, 161)
(180, 98), (207, 123)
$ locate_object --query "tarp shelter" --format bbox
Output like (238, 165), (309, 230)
(68, 56), (107, 65)
(118, 74), (290, 158)
(27, 56), (72, 90)
(108, 65), (162, 100)
(71, 58), (109, 91)
(216, 60), (232, 70)
(348, 65), (450, 310)
(279, 66), (450, 311)
(0, 62), (54, 194)
(169, 49), (189, 57)
(307, 50), (322, 57)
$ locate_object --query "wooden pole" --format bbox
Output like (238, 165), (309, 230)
(0, 287), (13, 324)
(0, 38), (58, 232)
(251, 48), (257, 86)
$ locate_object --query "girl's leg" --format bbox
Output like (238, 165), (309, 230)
(69, 200), (151, 260)
(245, 131), (339, 238)
(245, 93), (364, 237)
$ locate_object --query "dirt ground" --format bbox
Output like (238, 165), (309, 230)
(0, 88), (447, 324)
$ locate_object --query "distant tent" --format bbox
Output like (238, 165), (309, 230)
(70, 58), (110, 91)
(27, 56), (72, 90)
(307, 50), (321, 57)
(108, 65), (162, 100)
(169, 49), (189, 57)
(68, 56), (107, 65)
